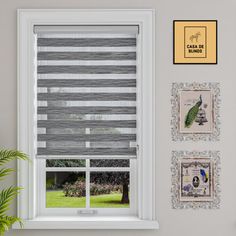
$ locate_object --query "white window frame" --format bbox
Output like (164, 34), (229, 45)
(16, 9), (157, 229)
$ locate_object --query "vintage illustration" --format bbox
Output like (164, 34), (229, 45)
(180, 158), (212, 201)
(171, 83), (220, 141)
(171, 151), (221, 209)
(180, 90), (212, 133)
(174, 20), (217, 64)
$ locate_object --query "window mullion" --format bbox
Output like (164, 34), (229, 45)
(85, 127), (91, 209)
(86, 159), (90, 209)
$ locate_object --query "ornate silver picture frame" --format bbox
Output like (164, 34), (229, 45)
(171, 151), (220, 209)
(171, 82), (220, 141)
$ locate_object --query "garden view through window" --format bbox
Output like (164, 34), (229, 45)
(46, 159), (130, 208)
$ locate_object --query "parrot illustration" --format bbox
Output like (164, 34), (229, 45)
(200, 169), (208, 183)
(184, 95), (202, 128)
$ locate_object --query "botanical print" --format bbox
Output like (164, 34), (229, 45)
(171, 151), (220, 209)
(179, 90), (212, 133)
(171, 82), (220, 141)
(180, 158), (212, 202)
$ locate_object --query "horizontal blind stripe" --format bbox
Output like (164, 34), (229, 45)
(38, 106), (136, 114)
(37, 34), (136, 39)
(38, 52), (136, 60)
(38, 120), (136, 128)
(37, 38), (136, 47)
(38, 79), (136, 87)
(38, 101), (136, 107)
(37, 61), (136, 66)
(38, 134), (136, 142)
(38, 128), (136, 134)
(38, 65), (136, 74)
(38, 74), (136, 79)
(38, 87), (135, 93)
(38, 93), (136, 101)
(38, 115), (137, 121)
(37, 148), (136, 156)
(38, 46), (136, 52)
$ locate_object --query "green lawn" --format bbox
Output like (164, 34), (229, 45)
(46, 190), (129, 208)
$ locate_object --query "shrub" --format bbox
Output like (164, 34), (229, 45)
(63, 179), (122, 198)
(63, 181), (86, 197)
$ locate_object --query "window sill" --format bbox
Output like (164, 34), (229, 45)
(12, 216), (159, 229)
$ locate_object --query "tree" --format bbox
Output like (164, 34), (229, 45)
(90, 159), (130, 204)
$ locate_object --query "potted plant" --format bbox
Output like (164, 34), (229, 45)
(0, 149), (28, 235)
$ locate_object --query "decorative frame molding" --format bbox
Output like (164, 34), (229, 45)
(171, 150), (221, 209)
(171, 82), (220, 141)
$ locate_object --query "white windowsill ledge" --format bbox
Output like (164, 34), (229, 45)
(12, 216), (159, 229)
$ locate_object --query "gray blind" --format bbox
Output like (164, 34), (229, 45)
(36, 26), (137, 159)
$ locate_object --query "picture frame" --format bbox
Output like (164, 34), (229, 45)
(171, 82), (220, 141)
(173, 20), (217, 64)
(171, 151), (220, 209)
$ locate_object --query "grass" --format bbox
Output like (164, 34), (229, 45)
(46, 190), (129, 208)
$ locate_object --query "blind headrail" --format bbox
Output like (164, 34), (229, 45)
(34, 25), (139, 34)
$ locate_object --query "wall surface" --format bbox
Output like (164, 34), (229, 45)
(1, 0), (236, 235)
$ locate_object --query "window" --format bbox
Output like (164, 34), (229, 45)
(17, 9), (157, 229)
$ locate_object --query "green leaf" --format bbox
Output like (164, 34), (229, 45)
(0, 187), (21, 217)
(0, 148), (28, 235)
(0, 168), (14, 180)
(0, 149), (29, 167)
(0, 216), (23, 235)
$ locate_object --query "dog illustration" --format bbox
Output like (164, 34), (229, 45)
(189, 32), (201, 42)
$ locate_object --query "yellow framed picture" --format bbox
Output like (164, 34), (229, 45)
(173, 20), (217, 64)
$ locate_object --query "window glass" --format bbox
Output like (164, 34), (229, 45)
(90, 159), (130, 167)
(46, 171), (86, 208)
(90, 171), (130, 208)
(46, 159), (86, 167)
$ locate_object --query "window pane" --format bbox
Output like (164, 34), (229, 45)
(90, 172), (130, 208)
(46, 159), (86, 167)
(46, 171), (86, 208)
(90, 159), (130, 167)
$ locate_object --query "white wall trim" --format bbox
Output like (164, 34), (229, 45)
(17, 8), (157, 229)
(13, 217), (159, 229)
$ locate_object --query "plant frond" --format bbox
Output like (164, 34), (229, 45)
(0, 187), (21, 217)
(0, 216), (23, 235)
(0, 168), (14, 180)
(0, 149), (29, 166)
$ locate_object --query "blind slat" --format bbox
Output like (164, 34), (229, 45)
(38, 79), (136, 87)
(38, 52), (136, 60)
(38, 106), (136, 115)
(38, 38), (136, 47)
(38, 120), (136, 128)
(38, 93), (136, 101)
(38, 134), (136, 142)
(38, 65), (136, 74)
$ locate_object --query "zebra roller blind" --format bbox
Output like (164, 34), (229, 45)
(36, 25), (138, 159)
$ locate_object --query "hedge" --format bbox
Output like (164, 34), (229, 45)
(63, 180), (122, 197)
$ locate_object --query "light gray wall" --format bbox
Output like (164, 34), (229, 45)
(1, 0), (236, 235)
